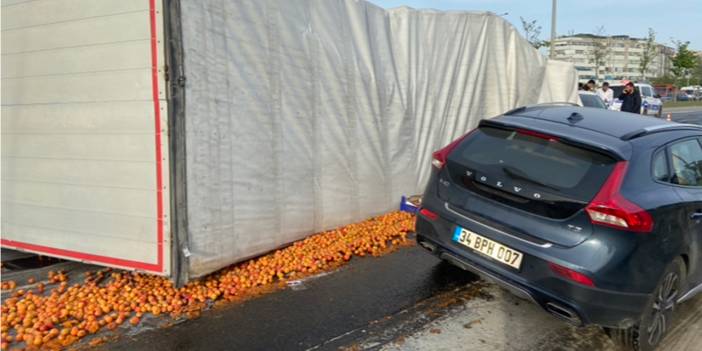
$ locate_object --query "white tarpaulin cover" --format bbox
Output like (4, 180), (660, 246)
(180, 0), (578, 277)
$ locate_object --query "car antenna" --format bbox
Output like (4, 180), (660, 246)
(567, 112), (583, 123)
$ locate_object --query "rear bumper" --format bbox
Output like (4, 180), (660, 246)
(416, 226), (651, 328)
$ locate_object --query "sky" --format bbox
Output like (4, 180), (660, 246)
(368, 0), (701, 51)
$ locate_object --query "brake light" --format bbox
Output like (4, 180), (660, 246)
(419, 208), (438, 221)
(586, 161), (653, 233)
(517, 128), (559, 142)
(549, 262), (595, 287)
(431, 129), (476, 169)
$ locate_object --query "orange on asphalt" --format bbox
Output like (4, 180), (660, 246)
(0, 211), (415, 350)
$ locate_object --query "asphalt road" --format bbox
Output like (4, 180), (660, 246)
(103, 242), (702, 351)
(668, 107), (702, 125)
(105, 245), (480, 351)
(103, 107), (702, 351)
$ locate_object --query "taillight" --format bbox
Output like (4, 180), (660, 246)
(431, 129), (476, 169)
(586, 161), (653, 233)
(549, 262), (595, 287)
(419, 208), (438, 221)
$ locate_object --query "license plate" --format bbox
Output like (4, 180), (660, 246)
(453, 227), (524, 269)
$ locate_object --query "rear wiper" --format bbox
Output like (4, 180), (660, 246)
(501, 166), (560, 192)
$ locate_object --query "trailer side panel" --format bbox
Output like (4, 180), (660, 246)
(178, 0), (578, 278)
(1, 0), (170, 275)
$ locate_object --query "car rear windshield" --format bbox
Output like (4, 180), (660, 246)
(452, 126), (617, 203)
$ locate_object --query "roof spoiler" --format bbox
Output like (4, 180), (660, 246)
(479, 118), (626, 160)
(504, 102), (580, 116)
(620, 124), (702, 141)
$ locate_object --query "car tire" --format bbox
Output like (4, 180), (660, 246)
(606, 257), (686, 351)
(657, 109), (662, 118)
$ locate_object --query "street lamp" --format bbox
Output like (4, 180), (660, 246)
(550, 0), (557, 59)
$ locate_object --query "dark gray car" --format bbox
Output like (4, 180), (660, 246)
(416, 105), (702, 351)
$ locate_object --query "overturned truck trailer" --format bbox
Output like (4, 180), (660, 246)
(1, 0), (578, 284)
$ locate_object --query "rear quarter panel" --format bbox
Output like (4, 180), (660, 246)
(621, 133), (700, 287)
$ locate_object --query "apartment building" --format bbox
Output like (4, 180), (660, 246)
(552, 34), (675, 83)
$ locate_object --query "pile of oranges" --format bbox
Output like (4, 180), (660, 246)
(0, 282), (16, 291)
(0, 211), (415, 350)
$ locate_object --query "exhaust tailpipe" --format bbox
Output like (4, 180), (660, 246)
(545, 302), (582, 326)
(418, 240), (436, 253)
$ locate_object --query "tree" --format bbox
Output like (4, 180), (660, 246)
(588, 26), (610, 81)
(651, 75), (676, 86)
(671, 40), (697, 86)
(519, 17), (545, 49)
(638, 28), (657, 81)
(691, 56), (702, 86)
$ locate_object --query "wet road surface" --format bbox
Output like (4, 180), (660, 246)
(106, 246), (479, 351)
(377, 277), (701, 351)
(104, 242), (701, 351)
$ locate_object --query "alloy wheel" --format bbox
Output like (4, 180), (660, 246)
(647, 272), (679, 345)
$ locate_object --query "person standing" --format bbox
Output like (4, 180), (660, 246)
(586, 79), (596, 92)
(618, 82), (641, 114)
(596, 82), (614, 106)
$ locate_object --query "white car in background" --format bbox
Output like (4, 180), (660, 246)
(680, 86), (702, 101)
(609, 83), (663, 117)
(577, 91), (607, 109)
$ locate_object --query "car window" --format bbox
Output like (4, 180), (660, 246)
(611, 86), (624, 98)
(454, 126), (616, 199)
(652, 150), (670, 182)
(579, 93), (607, 109)
(641, 86), (653, 97)
(669, 139), (702, 186)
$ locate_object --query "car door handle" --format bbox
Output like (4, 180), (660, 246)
(691, 211), (702, 220)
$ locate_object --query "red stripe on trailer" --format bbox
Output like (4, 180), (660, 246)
(0, 239), (162, 272)
(149, 0), (165, 273)
(1, 1), (166, 274)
